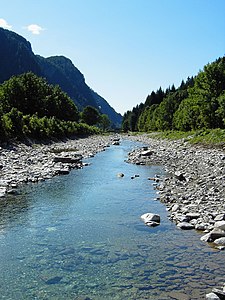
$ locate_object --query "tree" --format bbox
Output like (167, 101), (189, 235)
(0, 72), (79, 121)
(99, 114), (111, 131)
(81, 106), (100, 125)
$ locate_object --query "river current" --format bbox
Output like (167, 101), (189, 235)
(0, 140), (224, 299)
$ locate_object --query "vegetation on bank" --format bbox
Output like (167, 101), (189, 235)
(127, 129), (225, 147)
(0, 72), (111, 142)
(122, 56), (225, 135)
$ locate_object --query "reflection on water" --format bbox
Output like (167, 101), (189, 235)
(0, 140), (224, 299)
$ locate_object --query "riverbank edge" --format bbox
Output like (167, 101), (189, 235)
(125, 133), (225, 299)
(0, 135), (116, 198)
(125, 134), (225, 239)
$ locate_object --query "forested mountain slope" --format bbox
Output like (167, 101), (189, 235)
(0, 28), (122, 127)
(122, 57), (225, 132)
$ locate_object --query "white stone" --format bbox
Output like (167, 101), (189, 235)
(141, 213), (160, 224)
(171, 204), (180, 212)
(206, 292), (220, 300)
(214, 237), (225, 246)
(214, 221), (225, 231)
(141, 150), (154, 156)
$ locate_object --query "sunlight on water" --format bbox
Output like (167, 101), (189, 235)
(0, 140), (224, 299)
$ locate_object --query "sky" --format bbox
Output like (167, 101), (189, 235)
(1, 0), (225, 115)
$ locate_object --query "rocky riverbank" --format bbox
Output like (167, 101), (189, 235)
(0, 135), (114, 198)
(126, 134), (225, 245)
(126, 134), (225, 299)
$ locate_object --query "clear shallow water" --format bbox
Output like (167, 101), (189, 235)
(0, 140), (224, 300)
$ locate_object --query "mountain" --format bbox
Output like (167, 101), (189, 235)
(0, 28), (122, 127)
(0, 28), (42, 83)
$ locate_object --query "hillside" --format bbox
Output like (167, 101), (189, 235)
(0, 28), (122, 127)
(122, 56), (225, 132)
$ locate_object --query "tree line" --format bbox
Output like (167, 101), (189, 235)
(122, 56), (225, 132)
(0, 72), (111, 141)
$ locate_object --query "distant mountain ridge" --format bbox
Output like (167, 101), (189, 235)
(0, 28), (122, 127)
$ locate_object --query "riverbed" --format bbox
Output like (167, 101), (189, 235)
(0, 139), (225, 299)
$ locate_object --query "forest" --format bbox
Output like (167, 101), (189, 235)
(0, 72), (110, 142)
(122, 56), (225, 133)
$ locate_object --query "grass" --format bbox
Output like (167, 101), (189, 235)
(126, 129), (225, 148)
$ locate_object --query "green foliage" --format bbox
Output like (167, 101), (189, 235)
(0, 72), (100, 142)
(122, 56), (225, 133)
(81, 106), (100, 126)
(0, 72), (79, 121)
(122, 104), (144, 132)
(148, 129), (225, 147)
(99, 114), (111, 131)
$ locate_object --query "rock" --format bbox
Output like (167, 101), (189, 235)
(174, 171), (186, 181)
(214, 214), (225, 221)
(0, 187), (7, 198)
(53, 156), (82, 163)
(112, 137), (120, 142)
(186, 212), (200, 220)
(201, 229), (225, 242)
(117, 173), (124, 177)
(57, 169), (70, 175)
(174, 214), (190, 223)
(177, 222), (194, 230)
(168, 291), (190, 300)
(206, 292), (220, 300)
(44, 276), (63, 285)
(214, 237), (225, 246)
(195, 223), (208, 231)
(214, 221), (225, 231)
(141, 213), (160, 225)
(112, 141), (120, 145)
(171, 204), (180, 212)
(216, 246), (225, 250)
(141, 150), (154, 156)
(145, 221), (160, 227)
(212, 288), (225, 299)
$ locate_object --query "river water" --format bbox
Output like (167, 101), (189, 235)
(0, 140), (224, 299)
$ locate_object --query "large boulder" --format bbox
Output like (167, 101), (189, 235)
(214, 221), (225, 231)
(214, 237), (225, 246)
(141, 213), (160, 227)
(206, 292), (220, 300)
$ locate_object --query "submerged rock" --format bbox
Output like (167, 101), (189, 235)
(44, 276), (63, 285)
(117, 173), (124, 177)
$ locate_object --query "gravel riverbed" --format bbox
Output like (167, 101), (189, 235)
(0, 135), (113, 198)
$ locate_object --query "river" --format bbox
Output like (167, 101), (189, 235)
(0, 140), (224, 299)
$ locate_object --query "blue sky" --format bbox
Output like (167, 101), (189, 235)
(1, 0), (225, 114)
